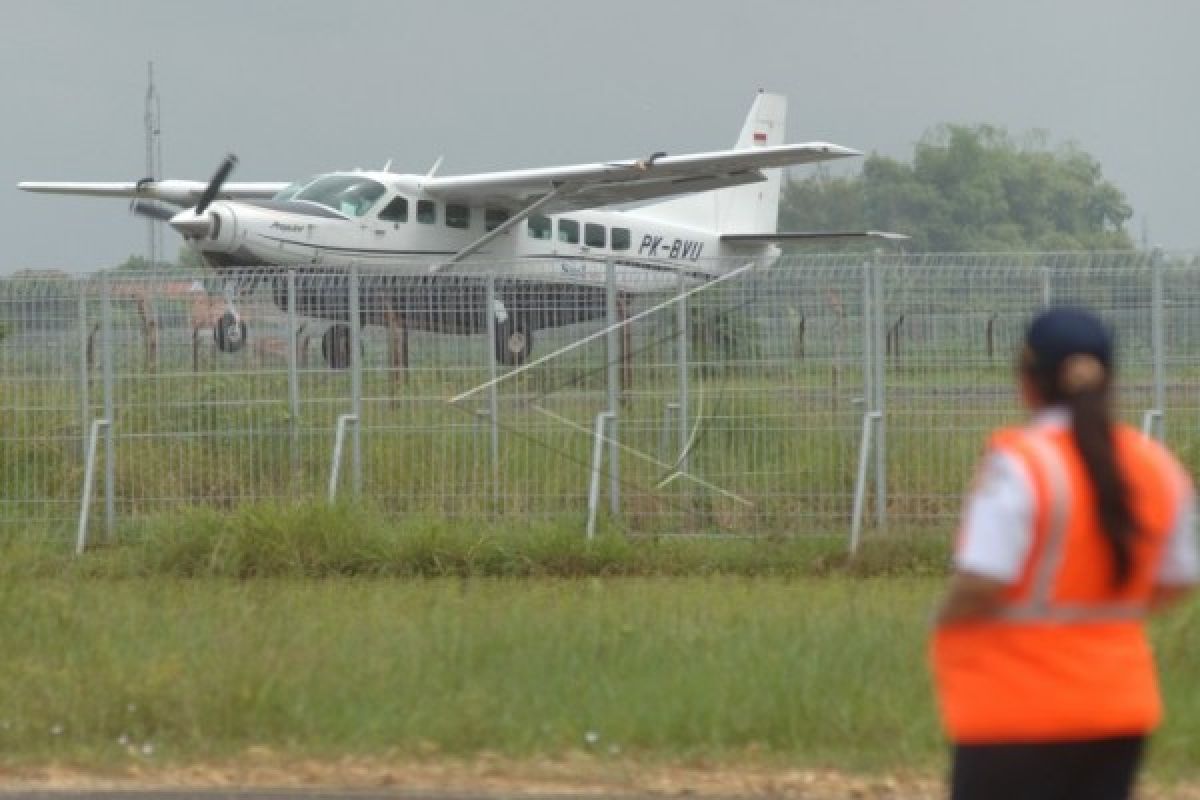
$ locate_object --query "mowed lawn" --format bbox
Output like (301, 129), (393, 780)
(2, 576), (1197, 778)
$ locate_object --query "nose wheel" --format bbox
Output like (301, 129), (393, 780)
(214, 310), (247, 353)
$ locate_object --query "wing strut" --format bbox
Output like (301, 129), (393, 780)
(429, 184), (570, 274)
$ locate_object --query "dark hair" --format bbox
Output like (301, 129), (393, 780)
(1022, 351), (1138, 586)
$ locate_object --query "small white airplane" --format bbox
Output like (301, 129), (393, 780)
(20, 91), (900, 367)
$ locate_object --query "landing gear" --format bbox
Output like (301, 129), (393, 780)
(495, 317), (532, 366)
(322, 323), (352, 369)
(214, 310), (247, 353)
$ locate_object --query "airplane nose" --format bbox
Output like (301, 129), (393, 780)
(169, 209), (213, 238)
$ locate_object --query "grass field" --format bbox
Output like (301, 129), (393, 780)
(1, 513), (1197, 781)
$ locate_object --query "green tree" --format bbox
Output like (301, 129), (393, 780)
(781, 124), (1133, 252)
(113, 254), (152, 271)
(112, 247), (205, 271)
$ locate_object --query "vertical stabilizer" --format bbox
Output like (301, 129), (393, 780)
(635, 91), (788, 234)
(720, 91), (786, 233)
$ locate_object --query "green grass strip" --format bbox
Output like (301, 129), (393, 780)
(3, 501), (952, 579)
(0, 577), (1196, 777)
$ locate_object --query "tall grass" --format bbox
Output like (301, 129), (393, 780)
(1, 576), (1196, 777)
(0, 577), (944, 769)
(1, 501), (951, 580)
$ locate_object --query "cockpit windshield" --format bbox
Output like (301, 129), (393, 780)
(276, 175), (387, 217)
(271, 176), (319, 202)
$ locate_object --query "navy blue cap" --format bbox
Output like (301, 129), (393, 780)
(1024, 306), (1114, 371)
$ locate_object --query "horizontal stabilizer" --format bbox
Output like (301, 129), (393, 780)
(721, 231), (909, 243)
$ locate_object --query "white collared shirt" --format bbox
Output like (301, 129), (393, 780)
(957, 408), (1199, 585)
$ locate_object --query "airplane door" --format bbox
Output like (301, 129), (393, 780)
(373, 196), (410, 258)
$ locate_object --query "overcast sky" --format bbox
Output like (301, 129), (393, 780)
(2, 0), (1196, 273)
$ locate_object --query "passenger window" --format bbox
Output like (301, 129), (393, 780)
(417, 200), (437, 224)
(585, 223), (606, 248)
(612, 227), (631, 251)
(378, 196), (408, 223)
(446, 204), (470, 229)
(485, 208), (510, 232)
(557, 219), (579, 244)
(528, 215), (552, 240)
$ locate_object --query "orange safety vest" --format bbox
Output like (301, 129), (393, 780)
(931, 422), (1189, 744)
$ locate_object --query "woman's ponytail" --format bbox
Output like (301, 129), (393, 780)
(1027, 352), (1138, 587)
(1062, 356), (1137, 586)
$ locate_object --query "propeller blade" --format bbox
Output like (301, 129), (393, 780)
(194, 153), (238, 215)
(130, 199), (178, 222)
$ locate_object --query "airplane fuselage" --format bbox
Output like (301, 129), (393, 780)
(186, 171), (769, 295)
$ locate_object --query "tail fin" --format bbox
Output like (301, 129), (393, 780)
(636, 91), (788, 233)
(720, 91), (786, 233)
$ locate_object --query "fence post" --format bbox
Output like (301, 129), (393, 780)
(1150, 246), (1165, 440)
(349, 266), (363, 497)
(1041, 265), (1053, 306)
(676, 270), (690, 488)
(586, 411), (616, 539)
(484, 274), (502, 510)
(286, 270), (301, 480)
(78, 278), (89, 460)
(850, 412), (882, 554)
(605, 258), (620, 515)
(872, 257), (887, 529)
(101, 272), (115, 540)
(75, 418), (111, 555)
(327, 413), (359, 503)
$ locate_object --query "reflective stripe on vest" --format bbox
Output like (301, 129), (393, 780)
(992, 429), (1149, 624)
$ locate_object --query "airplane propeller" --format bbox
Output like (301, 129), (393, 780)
(128, 154), (239, 239)
(156, 153), (240, 239)
(194, 153), (238, 215)
(130, 199), (179, 222)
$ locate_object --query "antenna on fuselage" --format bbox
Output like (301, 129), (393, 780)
(426, 155), (444, 179)
(382, 158), (393, 173)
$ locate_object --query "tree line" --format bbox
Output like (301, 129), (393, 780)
(781, 124), (1134, 252)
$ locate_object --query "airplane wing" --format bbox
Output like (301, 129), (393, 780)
(422, 142), (859, 213)
(17, 180), (289, 207)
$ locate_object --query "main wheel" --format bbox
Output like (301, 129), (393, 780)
(214, 311), (247, 353)
(495, 317), (532, 366)
(322, 324), (352, 369)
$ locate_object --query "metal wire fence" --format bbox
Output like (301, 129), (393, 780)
(2, 251), (1198, 542)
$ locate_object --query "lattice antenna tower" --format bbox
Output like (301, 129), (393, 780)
(144, 61), (163, 268)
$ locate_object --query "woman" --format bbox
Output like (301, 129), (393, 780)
(931, 306), (1198, 800)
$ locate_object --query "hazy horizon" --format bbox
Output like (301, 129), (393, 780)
(2, 0), (1196, 273)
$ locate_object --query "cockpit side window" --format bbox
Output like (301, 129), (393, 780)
(528, 215), (552, 240)
(291, 175), (386, 217)
(379, 196), (408, 223)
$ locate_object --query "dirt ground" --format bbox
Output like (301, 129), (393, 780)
(2, 755), (1198, 799)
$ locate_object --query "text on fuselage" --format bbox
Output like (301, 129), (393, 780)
(639, 235), (704, 261)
